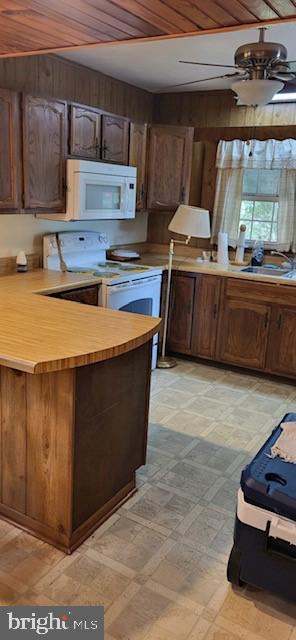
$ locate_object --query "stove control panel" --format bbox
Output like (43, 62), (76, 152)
(44, 231), (110, 257)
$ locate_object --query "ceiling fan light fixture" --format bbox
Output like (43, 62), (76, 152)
(231, 79), (284, 106)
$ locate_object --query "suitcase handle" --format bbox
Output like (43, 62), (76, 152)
(237, 488), (296, 551)
(268, 516), (296, 547)
(266, 532), (296, 560)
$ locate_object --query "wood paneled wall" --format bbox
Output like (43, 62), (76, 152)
(148, 90), (296, 247)
(153, 89), (296, 128)
(0, 54), (153, 122)
(1, 56), (296, 249)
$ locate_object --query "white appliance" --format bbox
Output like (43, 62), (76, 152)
(37, 160), (137, 221)
(43, 231), (162, 369)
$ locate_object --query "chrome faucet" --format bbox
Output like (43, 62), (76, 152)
(270, 250), (296, 270)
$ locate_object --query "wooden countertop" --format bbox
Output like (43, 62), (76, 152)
(0, 270), (161, 374)
(137, 252), (296, 287)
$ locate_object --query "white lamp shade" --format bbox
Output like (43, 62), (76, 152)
(231, 79), (284, 106)
(168, 205), (210, 239)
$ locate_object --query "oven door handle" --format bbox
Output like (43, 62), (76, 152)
(108, 276), (161, 294)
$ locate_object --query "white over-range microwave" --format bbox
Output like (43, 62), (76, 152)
(36, 160), (137, 221)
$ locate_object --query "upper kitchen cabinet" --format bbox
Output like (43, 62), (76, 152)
(22, 96), (68, 211)
(147, 125), (194, 210)
(70, 105), (101, 159)
(0, 88), (21, 211)
(101, 114), (129, 164)
(129, 122), (148, 211)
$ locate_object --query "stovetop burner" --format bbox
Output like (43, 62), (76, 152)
(68, 261), (151, 279)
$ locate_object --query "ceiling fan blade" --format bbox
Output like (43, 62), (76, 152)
(167, 72), (242, 89)
(179, 60), (238, 69)
(281, 77), (296, 84)
(286, 61), (296, 72)
(272, 74), (296, 82)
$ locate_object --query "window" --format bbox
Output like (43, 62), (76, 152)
(239, 169), (281, 243)
(212, 139), (296, 251)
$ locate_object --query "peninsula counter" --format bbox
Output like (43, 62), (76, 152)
(0, 270), (161, 552)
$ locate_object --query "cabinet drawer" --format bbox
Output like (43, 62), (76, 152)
(226, 277), (296, 306)
(53, 286), (98, 306)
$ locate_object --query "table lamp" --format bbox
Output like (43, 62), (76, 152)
(157, 205), (211, 369)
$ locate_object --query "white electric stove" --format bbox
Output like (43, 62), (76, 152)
(43, 231), (163, 368)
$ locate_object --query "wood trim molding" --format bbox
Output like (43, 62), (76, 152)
(2, 15), (296, 59)
(69, 478), (136, 553)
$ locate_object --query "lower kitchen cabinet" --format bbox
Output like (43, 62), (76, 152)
(267, 306), (296, 377)
(192, 275), (221, 358)
(167, 273), (196, 353)
(51, 285), (98, 305)
(217, 298), (270, 370)
(165, 270), (296, 380)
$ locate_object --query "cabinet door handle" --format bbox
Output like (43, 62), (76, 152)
(213, 303), (218, 320)
(62, 177), (67, 194)
(180, 186), (185, 203)
(95, 137), (100, 156)
(264, 311), (269, 328)
(102, 140), (108, 158)
(277, 314), (282, 330)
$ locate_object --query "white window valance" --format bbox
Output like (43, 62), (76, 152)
(216, 139), (296, 170)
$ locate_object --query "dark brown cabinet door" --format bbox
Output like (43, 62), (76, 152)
(70, 105), (101, 158)
(192, 275), (222, 359)
(0, 88), (21, 211)
(167, 274), (196, 353)
(52, 286), (98, 306)
(267, 306), (296, 377)
(147, 125), (194, 210)
(101, 114), (129, 164)
(23, 96), (67, 211)
(218, 298), (270, 370)
(129, 122), (147, 211)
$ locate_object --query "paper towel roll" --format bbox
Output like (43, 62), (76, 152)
(217, 231), (229, 265)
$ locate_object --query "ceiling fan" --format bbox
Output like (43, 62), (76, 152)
(174, 28), (296, 105)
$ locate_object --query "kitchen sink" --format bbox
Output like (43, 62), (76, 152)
(240, 266), (290, 276)
(281, 269), (296, 279)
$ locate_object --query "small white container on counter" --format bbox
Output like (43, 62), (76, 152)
(16, 251), (28, 272)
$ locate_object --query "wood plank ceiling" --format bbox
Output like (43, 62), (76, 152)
(1, 0), (296, 58)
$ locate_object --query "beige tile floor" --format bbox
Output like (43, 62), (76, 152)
(1, 358), (296, 638)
